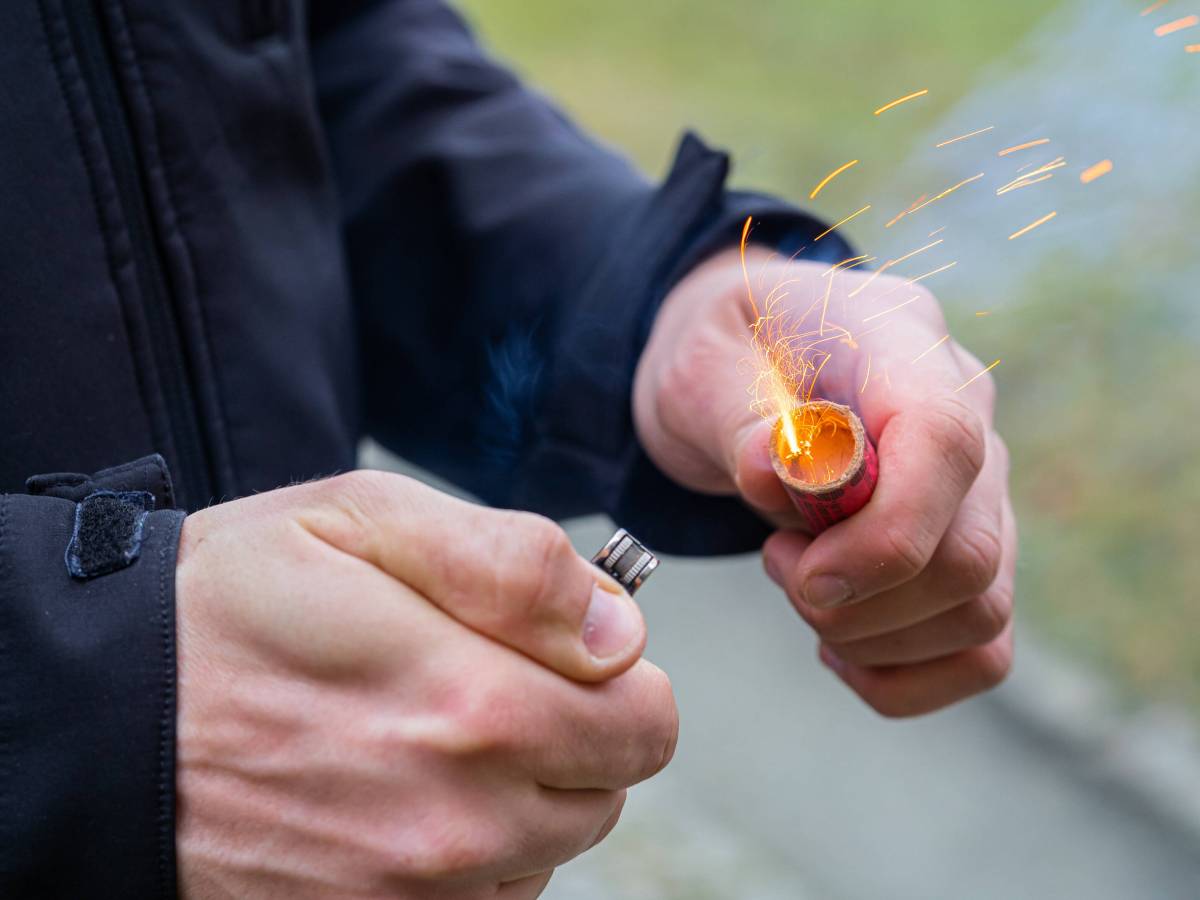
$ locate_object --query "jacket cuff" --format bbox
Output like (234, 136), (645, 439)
(514, 132), (855, 556)
(0, 492), (184, 898)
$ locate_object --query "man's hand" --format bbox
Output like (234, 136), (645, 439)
(634, 247), (1015, 717)
(175, 472), (676, 898)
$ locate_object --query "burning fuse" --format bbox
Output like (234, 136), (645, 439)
(769, 400), (878, 534)
(591, 528), (659, 595)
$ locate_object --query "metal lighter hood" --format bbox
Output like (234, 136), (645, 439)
(591, 528), (659, 595)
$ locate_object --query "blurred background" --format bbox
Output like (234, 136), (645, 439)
(377, 0), (1200, 895)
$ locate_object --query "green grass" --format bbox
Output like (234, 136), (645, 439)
(455, 1), (1200, 712)
(456, 1), (1056, 212)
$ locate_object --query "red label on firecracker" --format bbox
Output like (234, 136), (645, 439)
(784, 437), (879, 534)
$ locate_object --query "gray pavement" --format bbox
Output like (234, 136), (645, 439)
(548, 518), (1200, 900)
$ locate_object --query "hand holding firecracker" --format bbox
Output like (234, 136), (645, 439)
(633, 233), (1015, 718)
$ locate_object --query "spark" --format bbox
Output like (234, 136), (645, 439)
(936, 125), (995, 149)
(739, 216), (859, 460)
(848, 239), (943, 298)
(955, 359), (1002, 393)
(739, 217), (758, 320)
(1141, 0), (1170, 14)
(1155, 14), (1198, 36)
(861, 294), (923, 323)
(1188, 43), (1200, 51)
(885, 194), (929, 229)
(906, 260), (958, 287)
(861, 354), (872, 395)
(874, 260), (958, 302)
(814, 204), (871, 241)
(998, 173), (1054, 193)
(912, 334), (950, 364)
(812, 352), (833, 386)
(874, 88), (929, 116)
(998, 138), (1050, 157)
(995, 157), (1067, 195)
(1008, 211), (1058, 240)
(976, 310), (992, 317)
(1080, 160), (1114, 183)
(822, 254), (875, 277)
(929, 226), (947, 237)
(892, 238), (946, 268)
(810, 159), (860, 199)
(886, 173), (984, 227)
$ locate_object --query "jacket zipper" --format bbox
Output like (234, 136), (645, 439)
(62, 1), (214, 509)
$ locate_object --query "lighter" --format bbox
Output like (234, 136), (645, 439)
(591, 528), (659, 595)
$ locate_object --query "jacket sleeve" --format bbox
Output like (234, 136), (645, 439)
(0, 488), (185, 898)
(309, 0), (854, 555)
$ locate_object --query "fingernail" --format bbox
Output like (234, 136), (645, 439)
(819, 644), (849, 675)
(803, 574), (853, 609)
(583, 583), (641, 660)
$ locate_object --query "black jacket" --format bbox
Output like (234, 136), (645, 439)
(0, 1), (848, 895)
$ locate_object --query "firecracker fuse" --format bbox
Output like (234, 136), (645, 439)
(769, 400), (878, 534)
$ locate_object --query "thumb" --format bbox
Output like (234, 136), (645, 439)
(299, 471), (647, 683)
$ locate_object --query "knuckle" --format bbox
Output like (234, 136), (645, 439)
(888, 285), (945, 328)
(657, 330), (725, 431)
(991, 433), (1011, 475)
(866, 689), (924, 720)
(880, 521), (935, 580)
(491, 512), (576, 627)
(925, 398), (987, 481)
(947, 524), (1004, 596)
(802, 608), (860, 644)
(964, 589), (1012, 645)
(298, 470), (405, 556)
(974, 639), (1014, 691)
(957, 347), (997, 408)
(592, 792), (628, 849)
(325, 469), (402, 532)
(625, 664), (680, 782)
(433, 677), (522, 759)
(403, 815), (503, 881)
(910, 284), (941, 311)
(977, 369), (998, 407)
(325, 468), (392, 507)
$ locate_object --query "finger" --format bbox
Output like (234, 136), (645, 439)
(497, 787), (625, 882)
(588, 789), (627, 850)
(787, 368), (989, 610)
(768, 431), (1009, 641)
(824, 578), (1013, 667)
(819, 623), (1014, 717)
(519, 659), (679, 791)
(499, 870), (555, 898)
(298, 471), (646, 683)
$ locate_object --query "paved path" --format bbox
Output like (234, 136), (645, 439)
(546, 518), (1200, 900)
